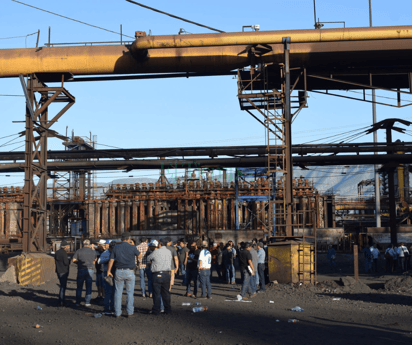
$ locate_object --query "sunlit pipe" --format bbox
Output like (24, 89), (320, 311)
(131, 25), (412, 51)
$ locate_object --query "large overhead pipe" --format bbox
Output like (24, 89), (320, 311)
(2, 26), (412, 78)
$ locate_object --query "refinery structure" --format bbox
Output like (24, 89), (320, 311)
(1, 0), (412, 285)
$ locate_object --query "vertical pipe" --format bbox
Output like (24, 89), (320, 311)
(125, 201), (131, 231)
(369, 0), (381, 228)
(139, 200), (145, 230)
(223, 198), (227, 230)
(87, 201), (94, 238)
(177, 200), (182, 229)
(132, 200), (138, 230)
(386, 127), (397, 244)
(185, 199), (189, 234)
(119, 201), (125, 234)
(109, 201), (116, 237)
(192, 200), (197, 235)
(102, 201), (108, 236)
(0, 203), (4, 238)
(207, 199), (211, 230)
(215, 199), (219, 230)
(354, 244), (359, 282)
(154, 200), (159, 230)
(120, 24), (123, 44)
(148, 200), (153, 230)
(94, 201), (101, 238)
(48, 26), (51, 46)
(283, 37), (293, 237)
(200, 199), (204, 234)
(235, 169), (239, 230)
(231, 198), (235, 230)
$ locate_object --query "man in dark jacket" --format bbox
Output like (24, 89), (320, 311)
(55, 240), (71, 307)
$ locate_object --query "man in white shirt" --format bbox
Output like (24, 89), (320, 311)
(371, 244), (380, 273)
(198, 240), (212, 299)
(397, 243), (409, 272)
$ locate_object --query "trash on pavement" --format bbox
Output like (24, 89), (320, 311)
(269, 301), (275, 303)
(290, 306), (304, 312)
(332, 298), (341, 301)
(288, 319), (299, 323)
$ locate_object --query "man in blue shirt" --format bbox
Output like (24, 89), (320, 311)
(107, 232), (140, 318)
(257, 242), (266, 293)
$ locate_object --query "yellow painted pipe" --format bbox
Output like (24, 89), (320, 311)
(131, 25), (412, 51)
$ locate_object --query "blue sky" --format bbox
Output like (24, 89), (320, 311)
(1, 0), (412, 187)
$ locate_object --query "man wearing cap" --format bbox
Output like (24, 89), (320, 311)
(136, 237), (151, 298)
(147, 239), (172, 315)
(94, 239), (106, 302)
(257, 242), (266, 293)
(165, 237), (179, 289)
(198, 240), (212, 299)
(72, 239), (97, 306)
(107, 232), (141, 318)
(99, 240), (116, 312)
(55, 240), (71, 307)
(185, 241), (200, 298)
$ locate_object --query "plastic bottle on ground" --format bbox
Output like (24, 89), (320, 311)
(182, 302), (191, 306)
(192, 306), (208, 313)
(36, 306), (42, 310)
(288, 319), (299, 323)
(194, 302), (202, 306)
(94, 313), (103, 318)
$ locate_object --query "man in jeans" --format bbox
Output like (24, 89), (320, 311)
(55, 240), (71, 306)
(107, 232), (140, 318)
(257, 242), (266, 292)
(136, 237), (151, 298)
(198, 240), (212, 299)
(178, 240), (189, 285)
(72, 239), (97, 307)
(239, 242), (256, 300)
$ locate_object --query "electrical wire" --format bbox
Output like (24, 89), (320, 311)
(0, 31), (37, 40)
(125, 0), (224, 33)
(11, 0), (134, 39)
(0, 94), (24, 97)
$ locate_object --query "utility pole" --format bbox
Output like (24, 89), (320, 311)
(369, 0), (381, 227)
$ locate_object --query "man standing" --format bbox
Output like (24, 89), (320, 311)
(257, 242), (266, 293)
(136, 237), (151, 298)
(250, 244), (259, 294)
(223, 243), (235, 284)
(148, 239), (172, 315)
(99, 240), (116, 312)
(210, 242), (222, 280)
(55, 240), (71, 306)
(107, 232), (140, 318)
(239, 242), (256, 300)
(165, 237), (179, 288)
(397, 242), (409, 272)
(178, 240), (189, 285)
(362, 244), (372, 273)
(185, 241), (200, 298)
(72, 239), (97, 307)
(94, 239), (106, 302)
(371, 244), (380, 273)
(198, 240), (212, 299)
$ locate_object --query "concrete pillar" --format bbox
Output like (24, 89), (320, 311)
(231, 199), (235, 230)
(109, 201), (116, 237)
(102, 202), (108, 236)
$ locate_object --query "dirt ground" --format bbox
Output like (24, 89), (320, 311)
(0, 253), (411, 345)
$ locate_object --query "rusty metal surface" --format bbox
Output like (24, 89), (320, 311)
(8, 253), (55, 286)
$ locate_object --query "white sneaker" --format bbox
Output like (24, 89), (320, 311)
(160, 309), (165, 313)
(85, 304), (91, 307)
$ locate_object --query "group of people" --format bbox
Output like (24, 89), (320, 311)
(326, 242), (411, 274)
(55, 234), (268, 316)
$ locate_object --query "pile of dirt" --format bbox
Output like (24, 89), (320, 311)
(384, 276), (412, 292)
(338, 276), (372, 294)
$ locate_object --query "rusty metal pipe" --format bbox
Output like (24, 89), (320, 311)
(131, 26), (412, 50)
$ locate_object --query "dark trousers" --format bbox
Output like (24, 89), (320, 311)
(57, 272), (68, 304)
(372, 259), (378, 273)
(258, 263), (265, 291)
(211, 263), (222, 279)
(186, 269), (198, 296)
(152, 272), (171, 314)
(399, 257), (406, 272)
(386, 257), (394, 273)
